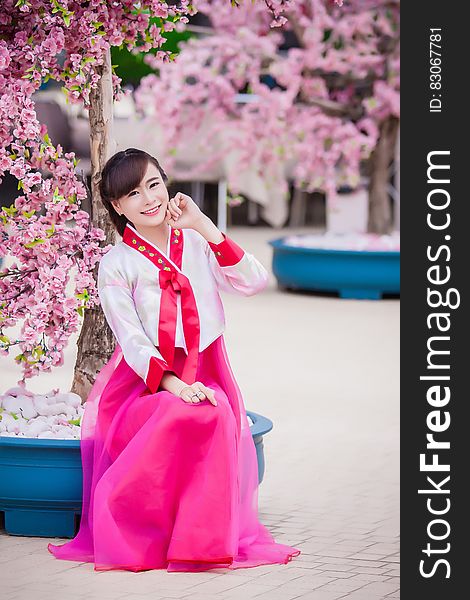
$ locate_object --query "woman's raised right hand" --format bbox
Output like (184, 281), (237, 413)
(178, 381), (217, 406)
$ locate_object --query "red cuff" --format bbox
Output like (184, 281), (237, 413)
(208, 233), (245, 267)
(146, 356), (169, 393)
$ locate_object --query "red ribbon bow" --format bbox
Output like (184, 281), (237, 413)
(122, 225), (200, 386)
(158, 268), (200, 384)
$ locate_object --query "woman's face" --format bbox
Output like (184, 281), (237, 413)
(111, 161), (169, 228)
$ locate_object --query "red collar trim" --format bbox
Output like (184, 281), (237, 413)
(122, 223), (184, 271)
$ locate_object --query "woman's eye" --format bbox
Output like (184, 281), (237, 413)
(128, 182), (158, 197)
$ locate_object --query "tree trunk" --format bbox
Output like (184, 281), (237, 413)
(70, 48), (117, 401)
(367, 115), (400, 234)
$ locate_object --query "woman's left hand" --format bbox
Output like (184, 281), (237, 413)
(165, 192), (205, 230)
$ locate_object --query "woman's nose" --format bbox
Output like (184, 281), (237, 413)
(142, 190), (153, 205)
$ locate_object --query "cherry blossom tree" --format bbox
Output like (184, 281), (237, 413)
(0, 0), (195, 397)
(134, 0), (399, 233)
(0, 0), (344, 396)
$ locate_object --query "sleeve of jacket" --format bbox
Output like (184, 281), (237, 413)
(97, 255), (170, 393)
(202, 232), (269, 296)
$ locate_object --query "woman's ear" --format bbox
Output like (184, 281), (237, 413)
(111, 201), (122, 216)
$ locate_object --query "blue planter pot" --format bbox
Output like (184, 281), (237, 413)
(0, 410), (272, 538)
(0, 437), (82, 539)
(248, 410), (273, 486)
(269, 236), (400, 300)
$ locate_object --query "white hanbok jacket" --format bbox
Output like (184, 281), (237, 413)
(98, 223), (269, 392)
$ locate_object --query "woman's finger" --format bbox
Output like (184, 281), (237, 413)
(176, 193), (188, 209)
(201, 385), (217, 406)
(166, 208), (177, 225)
(179, 386), (197, 404)
(169, 198), (183, 215)
(192, 383), (207, 399)
(167, 198), (176, 211)
(192, 386), (204, 403)
(187, 390), (199, 403)
(167, 206), (179, 221)
(188, 388), (203, 402)
(188, 384), (202, 403)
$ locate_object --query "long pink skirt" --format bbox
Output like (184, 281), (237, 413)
(47, 335), (300, 572)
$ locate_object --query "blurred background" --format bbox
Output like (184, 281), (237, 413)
(0, 8), (400, 236)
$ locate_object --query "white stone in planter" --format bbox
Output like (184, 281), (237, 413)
(0, 386), (83, 440)
(0, 413), (23, 434)
(33, 394), (76, 417)
(282, 231), (400, 252)
(2, 395), (38, 419)
(23, 417), (54, 438)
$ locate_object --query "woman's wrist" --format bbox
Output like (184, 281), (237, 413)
(193, 214), (225, 245)
(160, 372), (187, 396)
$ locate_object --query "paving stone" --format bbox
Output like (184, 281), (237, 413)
(220, 582), (283, 599)
(383, 568), (400, 577)
(293, 591), (351, 600)
(317, 563), (356, 573)
(383, 576), (400, 588)
(349, 573), (393, 583)
(355, 581), (400, 596)
(317, 579), (367, 594)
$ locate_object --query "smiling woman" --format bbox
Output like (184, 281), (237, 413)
(47, 147), (300, 573)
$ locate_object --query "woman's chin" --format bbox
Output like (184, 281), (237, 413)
(135, 213), (166, 227)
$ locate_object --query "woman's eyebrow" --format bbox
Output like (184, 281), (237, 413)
(128, 176), (160, 194)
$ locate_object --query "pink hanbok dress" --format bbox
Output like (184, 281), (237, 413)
(47, 223), (300, 572)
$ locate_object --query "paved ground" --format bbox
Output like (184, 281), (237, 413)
(0, 226), (400, 599)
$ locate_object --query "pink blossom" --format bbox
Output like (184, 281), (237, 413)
(135, 0), (398, 212)
(23, 171), (42, 188)
(10, 160), (29, 179)
(0, 0), (357, 382)
(0, 44), (11, 71)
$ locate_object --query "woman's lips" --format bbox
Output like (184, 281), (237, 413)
(141, 204), (161, 216)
